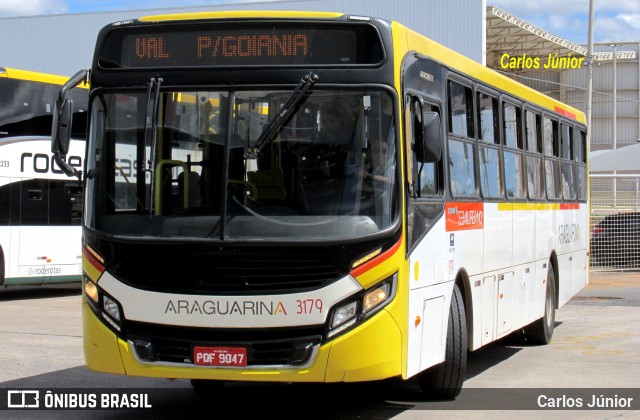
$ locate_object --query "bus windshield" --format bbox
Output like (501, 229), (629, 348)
(85, 87), (398, 242)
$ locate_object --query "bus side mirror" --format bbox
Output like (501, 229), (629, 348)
(416, 111), (442, 163)
(53, 99), (73, 154)
(51, 69), (88, 179)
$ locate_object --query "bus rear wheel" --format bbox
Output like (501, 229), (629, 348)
(523, 264), (556, 344)
(0, 247), (5, 286)
(418, 283), (467, 400)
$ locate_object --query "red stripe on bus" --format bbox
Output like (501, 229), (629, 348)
(559, 203), (580, 210)
(350, 235), (402, 278)
(554, 106), (576, 120)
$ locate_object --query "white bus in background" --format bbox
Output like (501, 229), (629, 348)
(0, 67), (87, 286)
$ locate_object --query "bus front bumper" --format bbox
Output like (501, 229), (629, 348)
(83, 301), (402, 383)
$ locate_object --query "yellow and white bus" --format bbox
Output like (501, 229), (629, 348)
(0, 67), (87, 286)
(52, 11), (588, 398)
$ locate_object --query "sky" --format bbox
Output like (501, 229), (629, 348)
(0, 0), (638, 44)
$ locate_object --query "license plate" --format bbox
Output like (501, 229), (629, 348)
(193, 346), (247, 367)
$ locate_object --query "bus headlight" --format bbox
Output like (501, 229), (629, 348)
(84, 278), (99, 304)
(327, 273), (396, 339)
(103, 295), (121, 322)
(101, 294), (123, 332)
(84, 277), (124, 333)
(331, 301), (358, 329)
(363, 283), (391, 313)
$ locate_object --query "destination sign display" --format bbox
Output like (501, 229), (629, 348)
(98, 23), (384, 68)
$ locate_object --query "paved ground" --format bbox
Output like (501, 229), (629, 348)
(0, 273), (638, 418)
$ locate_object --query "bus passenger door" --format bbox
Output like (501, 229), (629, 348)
(18, 178), (49, 283)
(18, 179), (82, 283)
(0, 179), (17, 283)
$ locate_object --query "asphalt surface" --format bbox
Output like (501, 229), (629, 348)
(0, 273), (638, 419)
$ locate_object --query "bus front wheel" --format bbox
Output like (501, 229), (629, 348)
(418, 283), (467, 400)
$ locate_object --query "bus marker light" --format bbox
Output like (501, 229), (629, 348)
(351, 247), (382, 270)
(86, 245), (105, 265)
(347, 15), (372, 22)
(415, 316), (421, 327)
(101, 312), (121, 332)
(350, 237), (403, 278)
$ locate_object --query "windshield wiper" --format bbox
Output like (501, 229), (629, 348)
(143, 76), (163, 216)
(245, 72), (318, 159)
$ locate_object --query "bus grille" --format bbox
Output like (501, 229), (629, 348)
(110, 250), (345, 294)
(126, 322), (323, 367)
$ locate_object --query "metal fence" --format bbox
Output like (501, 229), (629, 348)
(589, 175), (640, 272)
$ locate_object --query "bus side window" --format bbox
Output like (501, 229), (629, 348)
(20, 179), (49, 225)
(543, 117), (561, 200)
(477, 92), (502, 198)
(560, 123), (576, 200)
(525, 110), (545, 199)
(448, 81), (474, 138)
(575, 129), (588, 201)
(503, 102), (526, 199)
(407, 96), (444, 250)
(0, 183), (10, 225)
(411, 99), (442, 198)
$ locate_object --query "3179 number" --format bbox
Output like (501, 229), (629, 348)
(296, 299), (322, 314)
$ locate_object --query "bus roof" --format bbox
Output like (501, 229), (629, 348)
(394, 22), (586, 124)
(138, 10), (344, 22)
(117, 11), (584, 124)
(0, 66), (88, 89)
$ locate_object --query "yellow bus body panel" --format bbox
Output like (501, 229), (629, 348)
(140, 10), (343, 23)
(1, 67), (89, 89)
(84, 297), (402, 382)
(82, 302), (126, 375)
(324, 309), (401, 382)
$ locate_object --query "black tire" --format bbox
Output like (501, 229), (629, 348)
(0, 248), (5, 286)
(523, 264), (556, 345)
(418, 283), (467, 400)
(190, 379), (225, 394)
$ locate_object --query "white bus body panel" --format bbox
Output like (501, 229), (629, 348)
(0, 138), (84, 285)
(406, 216), (452, 378)
(405, 201), (588, 376)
